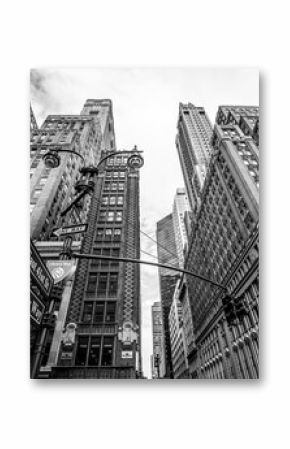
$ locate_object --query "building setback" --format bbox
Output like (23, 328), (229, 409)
(176, 103), (213, 214)
(156, 213), (179, 378)
(184, 105), (259, 379)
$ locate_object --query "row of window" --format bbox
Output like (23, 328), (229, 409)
(75, 336), (114, 367)
(91, 247), (120, 268)
(98, 210), (123, 223)
(103, 181), (124, 192)
(86, 272), (118, 297)
(95, 227), (122, 242)
(82, 301), (116, 324)
(106, 171), (126, 179)
(101, 195), (124, 206)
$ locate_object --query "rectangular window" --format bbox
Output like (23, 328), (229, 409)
(101, 337), (114, 366)
(107, 211), (114, 222)
(82, 302), (93, 323)
(97, 274), (108, 297)
(99, 211), (107, 222)
(88, 336), (101, 366)
(96, 228), (104, 241)
(109, 196), (116, 205)
(108, 273), (118, 297)
(116, 211), (123, 222)
(39, 177), (48, 186)
(119, 172), (125, 178)
(33, 189), (42, 199)
(101, 248), (110, 266)
(113, 172), (118, 178)
(102, 196), (109, 205)
(104, 228), (112, 241)
(91, 248), (101, 267)
(111, 183), (118, 191)
(75, 336), (89, 366)
(87, 274), (98, 294)
(113, 228), (121, 241)
(118, 183), (124, 191)
(94, 302), (105, 323)
(117, 196), (124, 205)
(111, 248), (120, 267)
(105, 302), (116, 323)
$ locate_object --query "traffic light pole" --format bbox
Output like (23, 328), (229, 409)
(72, 253), (228, 291)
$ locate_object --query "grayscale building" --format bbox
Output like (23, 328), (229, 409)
(183, 105), (259, 379)
(30, 99), (143, 379)
(156, 213), (179, 378)
(176, 103), (213, 214)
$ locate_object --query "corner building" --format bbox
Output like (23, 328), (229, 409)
(52, 147), (142, 379)
(185, 105), (259, 379)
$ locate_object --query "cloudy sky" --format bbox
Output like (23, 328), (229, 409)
(31, 67), (259, 377)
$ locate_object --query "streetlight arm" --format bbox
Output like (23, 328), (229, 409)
(57, 149), (85, 165)
(71, 253), (227, 291)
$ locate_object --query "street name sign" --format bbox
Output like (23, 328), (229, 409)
(53, 223), (88, 238)
(46, 260), (76, 284)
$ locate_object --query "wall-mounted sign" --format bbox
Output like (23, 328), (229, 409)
(121, 351), (133, 359)
(30, 290), (45, 326)
(30, 240), (54, 298)
(46, 260), (76, 284)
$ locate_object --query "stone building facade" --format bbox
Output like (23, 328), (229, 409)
(51, 149), (143, 379)
(184, 105), (259, 379)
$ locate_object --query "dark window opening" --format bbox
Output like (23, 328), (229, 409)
(101, 337), (114, 366)
(82, 302), (93, 323)
(75, 336), (89, 366)
(88, 337), (101, 366)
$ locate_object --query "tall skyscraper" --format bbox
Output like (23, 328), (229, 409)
(156, 213), (179, 378)
(172, 188), (190, 268)
(183, 105), (259, 379)
(50, 147), (143, 379)
(176, 103), (213, 213)
(31, 99), (143, 379)
(151, 302), (165, 378)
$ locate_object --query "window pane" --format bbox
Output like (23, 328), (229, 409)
(94, 302), (105, 323)
(108, 274), (118, 297)
(82, 302), (93, 323)
(97, 274), (107, 296)
(87, 274), (97, 293)
(101, 248), (110, 266)
(105, 302), (116, 323)
(101, 337), (114, 366)
(75, 336), (89, 366)
(88, 337), (101, 366)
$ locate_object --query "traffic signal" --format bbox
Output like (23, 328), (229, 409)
(222, 295), (237, 325)
(233, 296), (248, 320)
(222, 295), (249, 325)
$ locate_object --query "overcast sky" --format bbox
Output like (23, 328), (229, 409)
(31, 67), (259, 378)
